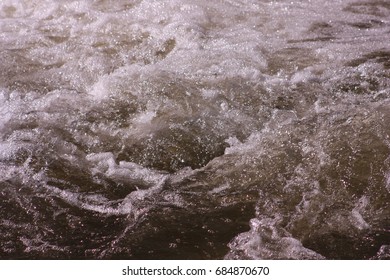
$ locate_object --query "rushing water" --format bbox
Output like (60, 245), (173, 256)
(0, 0), (390, 259)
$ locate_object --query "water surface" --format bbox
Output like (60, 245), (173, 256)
(1, 0), (389, 259)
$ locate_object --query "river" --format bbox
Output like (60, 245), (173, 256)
(0, 0), (389, 259)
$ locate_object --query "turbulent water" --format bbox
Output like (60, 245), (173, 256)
(1, 0), (390, 260)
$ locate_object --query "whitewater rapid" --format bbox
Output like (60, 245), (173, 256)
(0, 0), (389, 259)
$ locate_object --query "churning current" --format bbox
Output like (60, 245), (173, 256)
(1, 0), (389, 259)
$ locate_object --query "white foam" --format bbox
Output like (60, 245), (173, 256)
(86, 152), (168, 187)
(45, 180), (163, 218)
(226, 217), (325, 260)
(208, 183), (231, 195)
(351, 196), (370, 230)
(386, 172), (390, 193)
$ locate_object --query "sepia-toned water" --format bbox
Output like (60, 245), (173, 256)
(0, 0), (389, 259)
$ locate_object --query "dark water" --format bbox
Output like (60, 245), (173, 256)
(0, 0), (389, 259)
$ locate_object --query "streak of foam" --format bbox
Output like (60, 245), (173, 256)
(86, 152), (168, 186)
(44, 181), (163, 218)
(44, 152), (169, 217)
